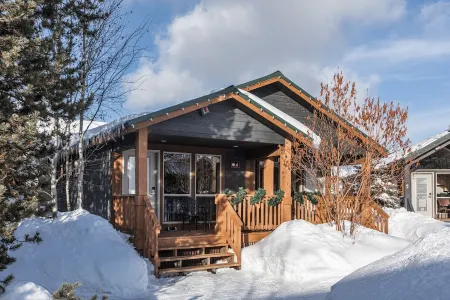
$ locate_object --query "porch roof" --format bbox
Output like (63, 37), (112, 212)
(80, 70), (381, 153)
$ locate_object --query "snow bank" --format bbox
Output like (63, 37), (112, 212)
(1, 281), (51, 300)
(385, 208), (450, 241)
(327, 227), (450, 300)
(0, 209), (148, 298)
(242, 220), (409, 282)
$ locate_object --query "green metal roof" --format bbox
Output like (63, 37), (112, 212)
(112, 70), (373, 149)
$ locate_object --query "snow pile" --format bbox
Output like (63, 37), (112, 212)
(327, 227), (450, 300)
(242, 220), (410, 282)
(0, 209), (149, 298)
(385, 207), (450, 241)
(0, 281), (51, 300)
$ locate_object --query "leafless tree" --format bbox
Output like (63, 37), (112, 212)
(292, 72), (409, 235)
(68, 0), (151, 209)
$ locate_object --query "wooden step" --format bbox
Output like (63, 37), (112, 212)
(159, 243), (228, 251)
(159, 263), (240, 275)
(159, 252), (234, 263)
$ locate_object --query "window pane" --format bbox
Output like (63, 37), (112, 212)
(164, 153), (190, 194)
(128, 156), (135, 194)
(196, 155), (220, 194)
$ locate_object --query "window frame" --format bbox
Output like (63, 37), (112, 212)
(162, 151), (192, 196)
(195, 153), (222, 197)
(122, 149), (161, 196)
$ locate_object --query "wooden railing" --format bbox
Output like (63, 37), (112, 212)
(112, 195), (136, 232)
(292, 198), (318, 224)
(366, 201), (389, 234)
(233, 196), (283, 231)
(112, 194), (161, 276)
(216, 194), (243, 265)
(141, 195), (161, 275)
(292, 196), (389, 234)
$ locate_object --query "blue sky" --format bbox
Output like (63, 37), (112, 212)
(118, 0), (450, 144)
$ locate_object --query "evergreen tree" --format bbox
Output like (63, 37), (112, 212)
(0, 0), (84, 293)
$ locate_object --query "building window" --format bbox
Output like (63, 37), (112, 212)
(196, 154), (221, 195)
(163, 152), (191, 195)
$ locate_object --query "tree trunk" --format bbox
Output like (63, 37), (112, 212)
(50, 152), (58, 213)
(65, 155), (71, 210)
(77, 118), (84, 209)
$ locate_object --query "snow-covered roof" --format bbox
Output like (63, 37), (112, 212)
(384, 130), (450, 164)
(238, 89), (321, 147)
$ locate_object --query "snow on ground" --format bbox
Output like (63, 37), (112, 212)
(0, 209), (149, 299)
(2, 208), (448, 299)
(327, 227), (450, 300)
(242, 220), (410, 282)
(385, 207), (450, 241)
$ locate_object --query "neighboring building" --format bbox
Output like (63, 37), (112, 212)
(402, 130), (450, 220)
(57, 71), (389, 276)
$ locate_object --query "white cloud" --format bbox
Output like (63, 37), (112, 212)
(420, 1), (450, 34)
(124, 0), (404, 111)
(344, 39), (450, 63)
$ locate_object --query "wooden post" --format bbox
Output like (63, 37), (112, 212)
(280, 139), (292, 222)
(245, 160), (256, 193)
(263, 158), (274, 195)
(135, 127), (148, 251)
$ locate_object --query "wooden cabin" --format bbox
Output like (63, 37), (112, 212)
(57, 71), (389, 277)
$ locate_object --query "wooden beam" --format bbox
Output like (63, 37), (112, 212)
(245, 146), (280, 160)
(280, 139), (292, 222)
(245, 160), (256, 193)
(263, 158), (274, 195)
(135, 127), (148, 251)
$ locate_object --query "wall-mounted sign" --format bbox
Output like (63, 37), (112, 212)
(230, 161), (240, 169)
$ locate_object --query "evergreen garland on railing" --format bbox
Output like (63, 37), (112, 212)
(250, 188), (266, 205)
(267, 189), (285, 207)
(294, 191), (321, 205)
(225, 187), (248, 206)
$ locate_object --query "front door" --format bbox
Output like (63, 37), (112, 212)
(412, 173), (433, 217)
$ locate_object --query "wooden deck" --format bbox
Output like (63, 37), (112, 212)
(112, 194), (390, 277)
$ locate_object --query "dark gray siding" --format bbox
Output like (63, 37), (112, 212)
(223, 149), (246, 192)
(82, 145), (113, 219)
(56, 146), (113, 219)
(150, 101), (285, 144)
(251, 84), (314, 127)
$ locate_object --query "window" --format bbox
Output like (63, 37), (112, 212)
(196, 154), (221, 195)
(164, 152), (191, 195)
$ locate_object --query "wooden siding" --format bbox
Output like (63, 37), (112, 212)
(150, 101), (285, 145)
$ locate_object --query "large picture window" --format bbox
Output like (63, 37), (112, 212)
(164, 152), (191, 195)
(196, 154), (221, 195)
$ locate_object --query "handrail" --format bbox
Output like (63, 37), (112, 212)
(142, 195), (161, 276)
(216, 194), (243, 266)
